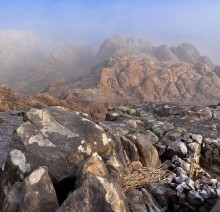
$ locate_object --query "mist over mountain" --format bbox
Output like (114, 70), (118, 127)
(34, 35), (219, 119)
(9, 44), (95, 94)
(0, 32), (219, 107)
(0, 30), (52, 82)
(1, 1), (220, 211)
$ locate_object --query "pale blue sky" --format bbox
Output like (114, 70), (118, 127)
(0, 0), (220, 63)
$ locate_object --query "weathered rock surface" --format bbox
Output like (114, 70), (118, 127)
(3, 166), (59, 212)
(0, 103), (219, 211)
(57, 176), (128, 212)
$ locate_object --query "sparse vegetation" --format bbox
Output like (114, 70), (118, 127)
(142, 122), (152, 131)
(152, 129), (161, 138)
(125, 109), (140, 117)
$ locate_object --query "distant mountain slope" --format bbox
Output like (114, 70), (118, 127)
(9, 44), (95, 94)
(0, 30), (96, 94)
(0, 30), (51, 82)
(0, 84), (45, 111)
(42, 36), (220, 111)
(1, 33), (219, 109)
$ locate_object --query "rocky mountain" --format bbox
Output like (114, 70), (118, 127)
(0, 103), (219, 211)
(1, 33), (219, 105)
(96, 35), (215, 65)
(42, 36), (220, 119)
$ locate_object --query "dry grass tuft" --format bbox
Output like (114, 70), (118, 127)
(122, 165), (168, 193)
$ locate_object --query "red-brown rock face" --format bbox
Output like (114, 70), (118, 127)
(43, 56), (220, 109)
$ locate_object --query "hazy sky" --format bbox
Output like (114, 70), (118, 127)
(0, 0), (220, 64)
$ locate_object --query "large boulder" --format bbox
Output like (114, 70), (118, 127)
(127, 133), (160, 167)
(8, 107), (114, 183)
(3, 166), (59, 212)
(57, 176), (128, 212)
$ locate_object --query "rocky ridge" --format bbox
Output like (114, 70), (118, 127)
(0, 103), (219, 211)
(42, 36), (220, 116)
(0, 84), (45, 111)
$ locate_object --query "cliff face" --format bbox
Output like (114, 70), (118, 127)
(43, 56), (220, 111)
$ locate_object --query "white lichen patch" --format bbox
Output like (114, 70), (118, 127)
(29, 134), (56, 147)
(92, 152), (102, 160)
(96, 177), (126, 212)
(102, 133), (111, 146)
(82, 118), (93, 123)
(27, 109), (44, 120)
(10, 149), (30, 173)
(28, 109), (79, 139)
(78, 144), (92, 155)
(28, 167), (45, 185)
(81, 140), (85, 144)
(108, 156), (121, 168)
(111, 113), (119, 116)
(40, 120), (79, 139)
(16, 124), (25, 136)
(82, 113), (89, 117)
(95, 124), (104, 131)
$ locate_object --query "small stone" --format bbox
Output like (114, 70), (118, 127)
(181, 182), (191, 190)
(167, 140), (188, 157)
(216, 188), (220, 197)
(186, 190), (204, 206)
(105, 112), (120, 121)
(167, 173), (176, 184)
(176, 184), (184, 196)
(213, 148), (219, 156)
(204, 186), (218, 199)
(194, 180), (201, 190)
(176, 174), (189, 184)
(200, 190), (208, 198)
(173, 167), (187, 176)
(161, 160), (174, 169)
(210, 179), (218, 187)
(187, 142), (200, 153)
(130, 161), (143, 171)
(172, 155), (179, 163)
(186, 178), (195, 190)
(190, 134), (203, 144)
(175, 158), (190, 172)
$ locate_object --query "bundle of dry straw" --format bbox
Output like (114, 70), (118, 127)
(122, 165), (168, 193)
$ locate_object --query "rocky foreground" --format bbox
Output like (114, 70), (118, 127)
(0, 103), (220, 211)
